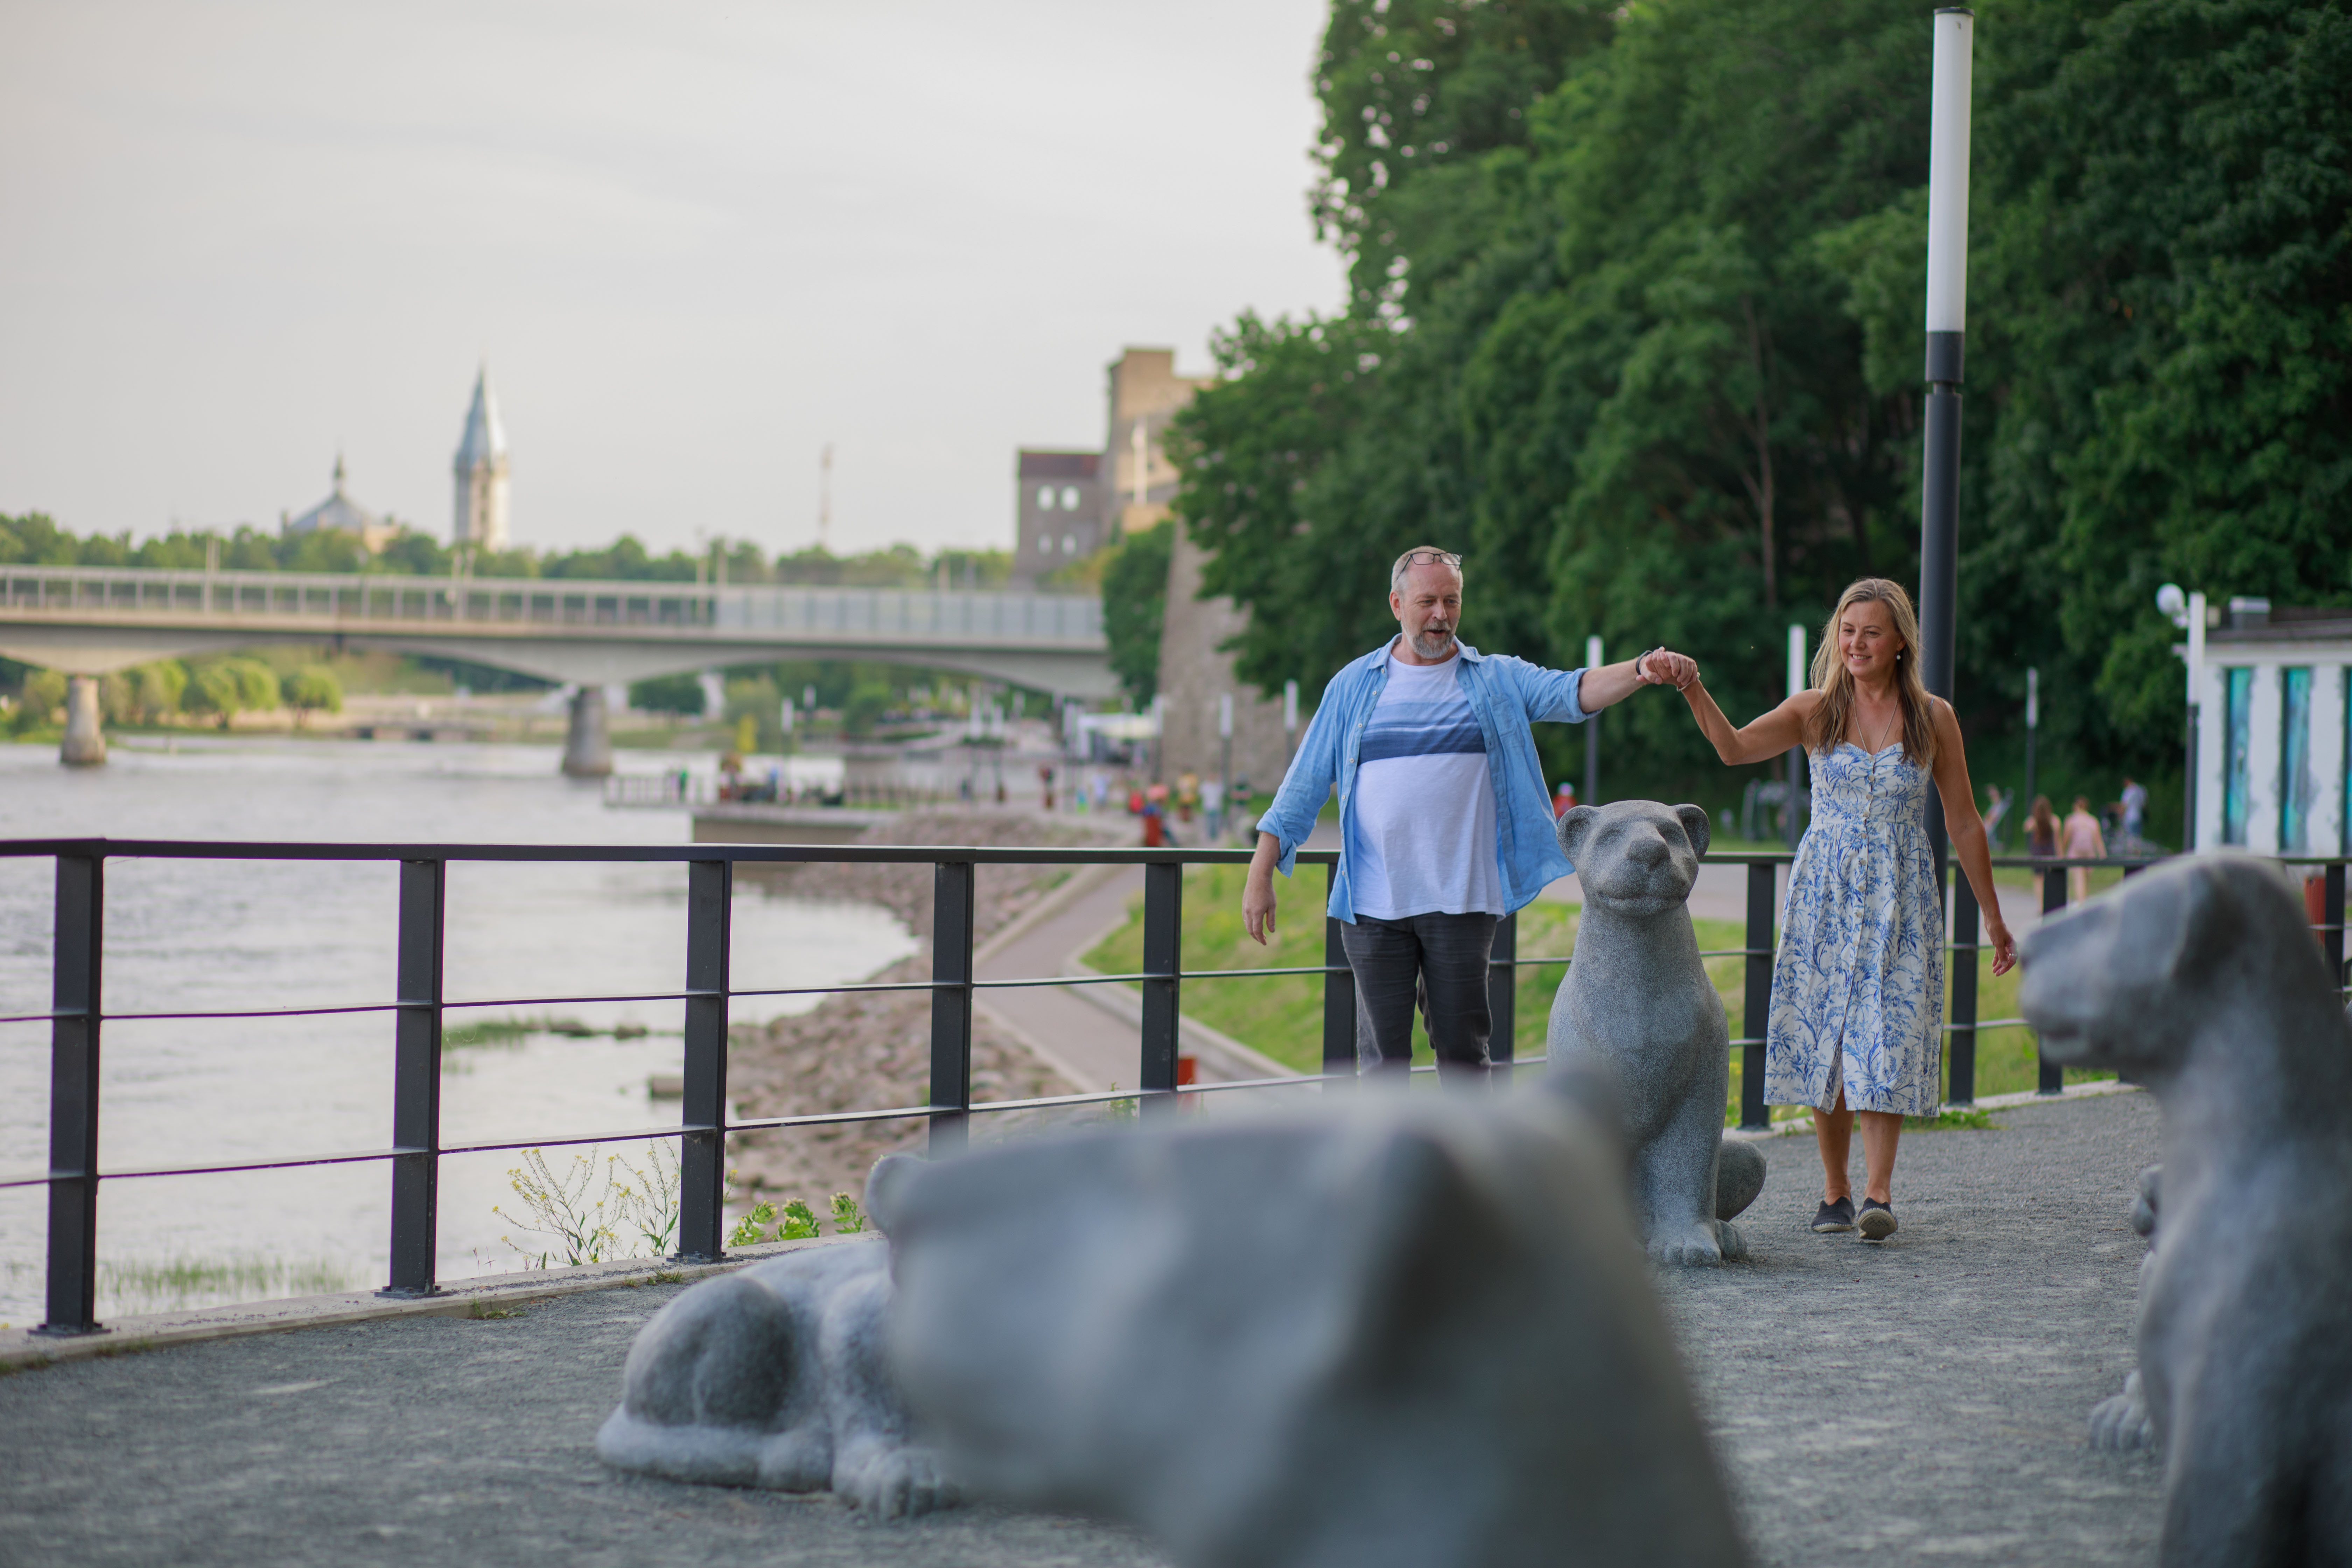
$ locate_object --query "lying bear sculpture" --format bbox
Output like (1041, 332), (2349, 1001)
(1550, 800), (1763, 1264)
(594, 1158), (954, 1519)
(885, 1073), (1746, 1568)
(2021, 852), (2352, 1567)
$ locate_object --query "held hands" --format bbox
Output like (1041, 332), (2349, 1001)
(1637, 648), (1700, 691)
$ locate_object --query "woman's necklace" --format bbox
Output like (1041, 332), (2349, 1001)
(1857, 696), (1901, 754)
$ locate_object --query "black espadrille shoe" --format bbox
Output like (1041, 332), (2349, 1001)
(1857, 1199), (1898, 1241)
(1811, 1197), (1856, 1233)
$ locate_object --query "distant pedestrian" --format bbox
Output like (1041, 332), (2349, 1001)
(1553, 779), (1578, 818)
(2120, 776), (2148, 844)
(2026, 796), (2059, 859)
(1981, 784), (2012, 851)
(1200, 777), (1225, 841)
(2063, 795), (2107, 904)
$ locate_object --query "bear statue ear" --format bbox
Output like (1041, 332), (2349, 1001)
(1673, 803), (1711, 859)
(864, 1152), (927, 1239)
(1556, 804), (1598, 867)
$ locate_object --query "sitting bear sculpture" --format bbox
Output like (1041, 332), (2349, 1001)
(884, 1076), (1745, 1568)
(2021, 852), (2352, 1567)
(1550, 799), (1762, 1264)
(594, 1157), (954, 1519)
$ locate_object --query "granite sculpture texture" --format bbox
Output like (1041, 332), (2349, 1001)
(593, 1156), (955, 1519)
(2021, 852), (2352, 1566)
(886, 1083), (1747, 1568)
(1549, 800), (1760, 1264)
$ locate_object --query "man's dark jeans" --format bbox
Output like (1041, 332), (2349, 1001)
(1339, 911), (1498, 1088)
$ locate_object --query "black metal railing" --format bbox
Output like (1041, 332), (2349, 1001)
(1, 839), (1362, 1336)
(7, 836), (2347, 1337)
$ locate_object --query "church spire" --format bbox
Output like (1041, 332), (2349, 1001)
(452, 364), (511, 549)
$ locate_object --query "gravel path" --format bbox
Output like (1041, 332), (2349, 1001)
(0, 1091), (2164, 1567)
(1665, 1088), (2164, 1566)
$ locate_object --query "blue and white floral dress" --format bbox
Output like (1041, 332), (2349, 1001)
(1763, 742), (1945, 1116)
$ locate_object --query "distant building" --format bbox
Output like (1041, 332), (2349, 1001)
(1008, 348), (1214, 589)
(1106, 348), (1216, 539)
(453, 365), (511, 550)
(282, 455), (397, 553)
(2194, 598), (2352, 854)
(1012, 451), (1104, 584)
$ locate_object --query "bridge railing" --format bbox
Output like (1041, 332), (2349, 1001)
(0, 565), (1104, 645)
(5, 836), (2344, 1337)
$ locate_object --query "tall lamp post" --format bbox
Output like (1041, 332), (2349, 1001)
(1584, 635), (1604, 806)
(1919, 8), (1974, 881)
(1785, 624), (1808, 848)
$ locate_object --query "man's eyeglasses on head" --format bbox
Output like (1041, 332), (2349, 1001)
(1398, 550), (1462, 569)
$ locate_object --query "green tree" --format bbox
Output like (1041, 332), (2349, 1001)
(282, 665), (344, 726)
(1098, 519), (1176, 707)
(629, 672), (706, 717)
(126, 660), (188, 723)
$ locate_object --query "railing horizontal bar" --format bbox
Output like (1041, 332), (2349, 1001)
(100, 1001), (403, 1023)
(438, 1124), (716, 1157)
(0, 837), (1341, 868)
(727, 1104), (958, 1132)
(1124, 965), (1348, 982)
(0, 1146), (420, 1188)
(1947, 1018), (2030, 1031)
(728, 980), (947, 1000)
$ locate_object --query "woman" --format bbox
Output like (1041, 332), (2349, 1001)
(1645, 579), (2016, 1242)
(2025, 796), (2059, 860)
(2062, 795), (2107, 905)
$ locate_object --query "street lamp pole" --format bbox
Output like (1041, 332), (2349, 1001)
(1785, 624), (1808, 849)
(1584, 635), (1604, 807)
(1919, 8), (1975, 880)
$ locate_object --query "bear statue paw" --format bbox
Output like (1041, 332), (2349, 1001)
(1648, 1219), (1729, 1267)
(835, 1442), (959, 1520)
(2088, 1372), (2155, 1452)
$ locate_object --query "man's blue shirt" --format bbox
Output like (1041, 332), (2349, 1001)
(1253, 639), (1589, 921)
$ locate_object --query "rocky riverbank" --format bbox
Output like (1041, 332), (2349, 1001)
(725, 810), (1131, 1206)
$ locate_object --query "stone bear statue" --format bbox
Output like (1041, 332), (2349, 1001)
(2021, 853), (2352, 1567)
(593, 1156), (954, 1519)
(1549, 799), (1761, 1265)
(884, 1078), (1746, 1568)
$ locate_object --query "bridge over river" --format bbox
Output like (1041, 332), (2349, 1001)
(0, 563), (1112, 769)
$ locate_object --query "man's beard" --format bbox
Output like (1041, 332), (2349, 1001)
(1408, 624), (1456, 659)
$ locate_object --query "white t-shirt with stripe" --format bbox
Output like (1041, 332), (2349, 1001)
(1348, 651), (1503, 919)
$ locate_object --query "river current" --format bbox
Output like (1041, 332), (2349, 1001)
(0, 736), (912, 1326)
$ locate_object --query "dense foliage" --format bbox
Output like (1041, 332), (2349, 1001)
(1099, 519), (1177, 707)
(1169, 0), (2350, 806)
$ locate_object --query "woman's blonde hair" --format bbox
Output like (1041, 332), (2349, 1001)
(1801, 578), (1937, 766)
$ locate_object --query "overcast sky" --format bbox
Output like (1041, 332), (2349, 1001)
(0, 0), (1347, 559)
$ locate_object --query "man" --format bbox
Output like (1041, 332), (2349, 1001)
(1241, 546), (1685, 1086)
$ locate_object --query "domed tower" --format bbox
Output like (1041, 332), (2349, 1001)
(452, 365), (510, 549)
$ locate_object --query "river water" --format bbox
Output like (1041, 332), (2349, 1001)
(0, 737), (915, 1327)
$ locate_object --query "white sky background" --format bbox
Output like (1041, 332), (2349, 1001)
(0, 0), (1348, 559)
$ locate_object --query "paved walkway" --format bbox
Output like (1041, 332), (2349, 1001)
(0, 1089), (2164, 1567)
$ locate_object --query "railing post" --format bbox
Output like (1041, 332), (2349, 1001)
(2325, 862), (2346, 992)
(39, 853), (104, 1335)
(1139, 861), (1182, 1118)
(385, 859), (444, 1297)
(2038, 865), (2067, 1094)
(927, 860), (975, 1156)
(676, 859), (732, 1262)
(1486, 910), (1517, 1086)
(1948, 872), (1979, 1106)
(1322, 866), (1355, 1089)
(1736, 860), (1774, 1130)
